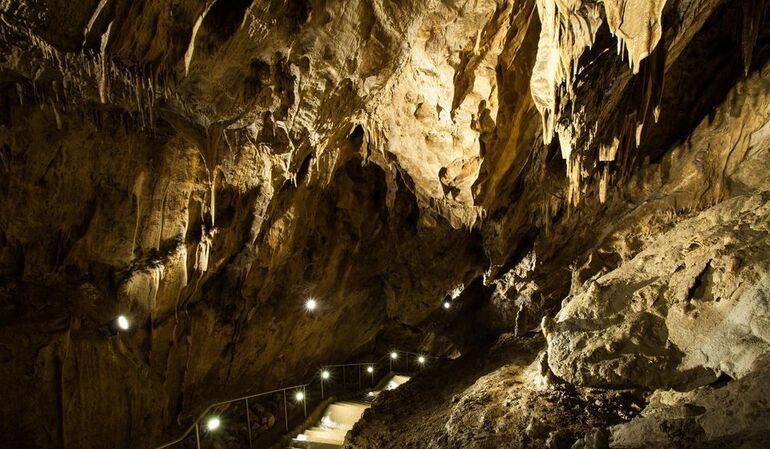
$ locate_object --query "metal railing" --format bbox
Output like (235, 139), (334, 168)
(152, 349), (437, 449)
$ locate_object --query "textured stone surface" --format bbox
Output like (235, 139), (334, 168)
(347, 47), (770, 449)
(345, 334), (644, 449)
(0, 0), (769, 448)
(609, 356), (770, 448)
(544, 63), (770, 390)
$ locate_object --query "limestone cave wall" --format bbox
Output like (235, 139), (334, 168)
(0, 1), (769, 448)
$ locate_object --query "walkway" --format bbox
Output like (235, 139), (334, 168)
(152, 350), (431, 449)
(291, 374), (411, 448)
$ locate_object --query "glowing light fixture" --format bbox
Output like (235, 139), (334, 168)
(305, 298), (317, 311)
(295, 391), (305, 401)
(368, 391), (375, 397)
(116, 315), (130, 331)
(418, 355), (426, 364)
(296, 434), (307, 441)
(321, 370), (330, 380)
(206, 417), (221, 431)
(443, 301), (451, 309)
(390, 351), (398, 360)
(366, 366), (374, 373)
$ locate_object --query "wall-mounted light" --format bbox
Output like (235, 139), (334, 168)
(443, 301), (451, 309)
(107, 315), (131, 335)
(305, 298), (317, 311)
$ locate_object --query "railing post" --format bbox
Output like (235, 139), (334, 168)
(245, 398), (253, 449)
(321, 376), (325, 400)
(303, 385), (307, 417)
(283, 389), (289, 431)
(358, 365), (362, 389)
(194, 423), (201, 449)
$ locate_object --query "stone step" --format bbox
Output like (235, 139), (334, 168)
(302, 428), (347, 445)
(325, 402), (369, 425)
(293, 375), (411, 449)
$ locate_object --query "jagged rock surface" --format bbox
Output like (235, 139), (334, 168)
(0, 0), (769, 448)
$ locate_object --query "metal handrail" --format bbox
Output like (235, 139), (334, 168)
(152, 349), (434, 449)
(321, 362), (378, 368)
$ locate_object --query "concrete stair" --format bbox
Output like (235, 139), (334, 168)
(292, 374), (410, 448)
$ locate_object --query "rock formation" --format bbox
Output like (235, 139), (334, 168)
(0, 0), (768, 448)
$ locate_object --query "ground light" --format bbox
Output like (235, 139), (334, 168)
(321, 370), (330, 379)
(206, 417), (221, 431)
(116, 315), (130, 330)
(305, 298), (317, 311)
(418, 355), (426, 364)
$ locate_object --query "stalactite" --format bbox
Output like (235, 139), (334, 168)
(531, 0), (668, 199)
(567, 153), (582, 206)
(147, 264), (166, 312)
(194, 228), (212, 273)
(184, 2), (215, 77)
(599, 137), (620, 162)
(98, 22), (113, 104)
(599, 164), (609, 204)
(50, 99), (62, 130)
(131, 172), (146, 259)
(741, 0), (767, 75)
(210, 169), (217, 226)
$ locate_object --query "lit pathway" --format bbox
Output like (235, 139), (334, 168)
(292, 374), (411, 448)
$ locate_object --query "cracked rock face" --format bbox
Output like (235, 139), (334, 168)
(1, 0), (770, 448)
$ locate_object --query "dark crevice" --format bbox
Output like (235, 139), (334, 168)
(281, 0), (312, 33)
(294, 152), (314, 186)
(686, 261), (713, 302)
(349, 124), (365, 151)
(202, 0), (253, 47)
(643, 2), (770, 164)
(710, 372), (735, 389)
